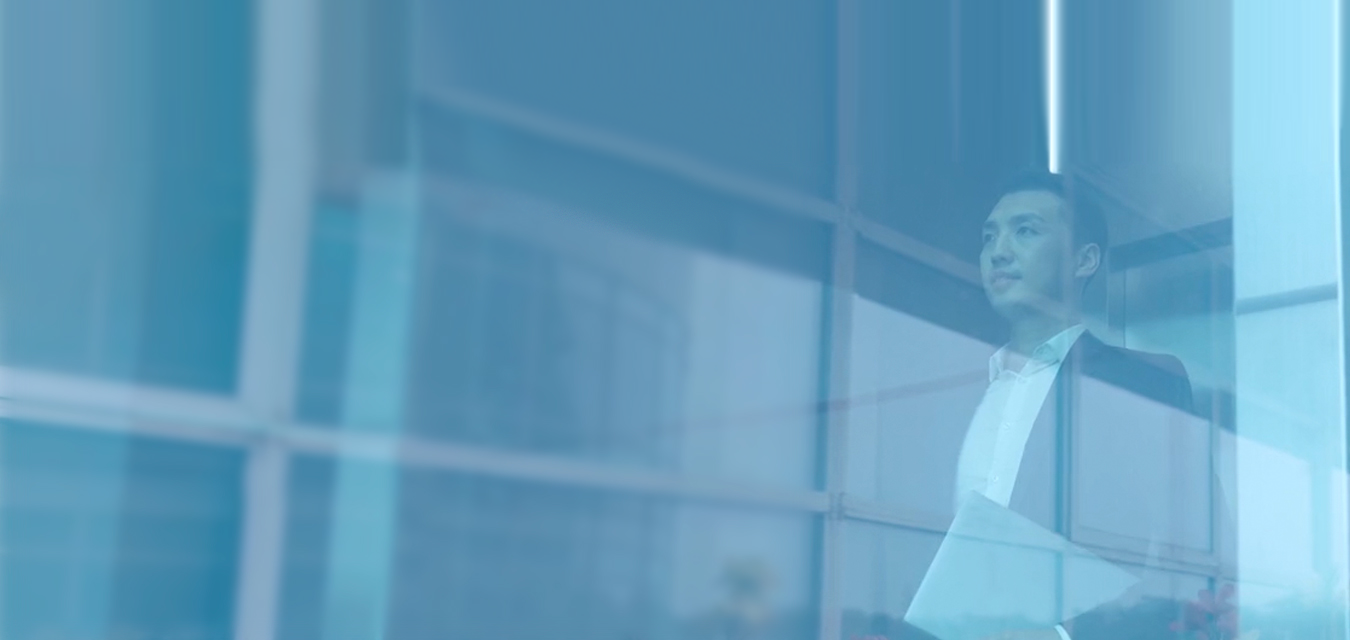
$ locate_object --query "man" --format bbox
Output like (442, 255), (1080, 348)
(934, 172), (1231, 640)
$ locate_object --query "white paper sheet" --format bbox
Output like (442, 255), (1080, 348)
(903, 493), (1140, 640)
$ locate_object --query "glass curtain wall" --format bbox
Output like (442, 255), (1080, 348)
(0, 1), (1345, 640)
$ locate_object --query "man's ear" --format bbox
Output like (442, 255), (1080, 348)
(1074, 243), (1101, 280)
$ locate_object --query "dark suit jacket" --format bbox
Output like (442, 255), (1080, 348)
(902, 332), (1232, 640)
(1014, 332), (1230, 639)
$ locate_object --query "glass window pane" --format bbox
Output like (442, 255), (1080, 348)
(0, 422), (243, 639)
(0, 0), (251, 392)
(857, 0), (1045, 256)
(839, 521), (945, 639)
(281, 455), (819, 640)
(840, 2), (1252, 638)
(846, 294), (992, 519)
(417, 0), (836, 198)
(403, 197), (824, 488)
(4, 1), (1350, 639)
(296, 176), (829, 489)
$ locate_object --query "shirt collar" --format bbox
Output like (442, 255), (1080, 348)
(988, 324), (1087, 381)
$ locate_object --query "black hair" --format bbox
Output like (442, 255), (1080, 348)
(997, 171), (1109, 254)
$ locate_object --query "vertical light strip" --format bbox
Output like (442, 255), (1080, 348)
(1045, 0), (1062, 173)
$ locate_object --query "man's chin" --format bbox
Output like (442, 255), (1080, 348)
(988, 294), (1041, 318)
(985, 291), (1024, 312)
(987, 294), (1066, 321)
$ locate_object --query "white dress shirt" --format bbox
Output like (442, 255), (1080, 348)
(956, 324), (1085, 510)
(955, 325), (1085, 640)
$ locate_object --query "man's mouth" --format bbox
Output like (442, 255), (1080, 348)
(988, 272), (1020, 288)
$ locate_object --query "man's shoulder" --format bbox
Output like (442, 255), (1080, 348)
(1074, 333), (1194, 412)
(1089, 338), (1189, 379)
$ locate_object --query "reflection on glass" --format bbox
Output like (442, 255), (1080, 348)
(0, 1), (1348, 639)
(840, 521), (946, 639)
(396, 188), (823, 488)
(847, 173), (1229, 640)
(1, 422), (242, 640)
(0, 0), (251, 391)
(281, 456), (816, 640)
(847, 297), (991, 517)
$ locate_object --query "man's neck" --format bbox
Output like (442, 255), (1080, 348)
(1006, 314), (1081, 356)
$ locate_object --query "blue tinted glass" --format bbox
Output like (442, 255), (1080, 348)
(0, 0), (250, 392)
(4, 1), (1350, 639)
(1, 422), (242, 640)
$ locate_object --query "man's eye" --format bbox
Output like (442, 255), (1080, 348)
(1017, 226), (1038, 236)
(982, 233), (995, 245)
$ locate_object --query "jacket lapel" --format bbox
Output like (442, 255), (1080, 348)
(1006, 333), (1097, 535)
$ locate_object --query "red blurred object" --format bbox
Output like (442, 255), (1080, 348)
(1169, 584), (1238, 640)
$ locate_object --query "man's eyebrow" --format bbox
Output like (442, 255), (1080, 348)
(1007, 212), (1046, 225)
(983, 212), (1046, 231)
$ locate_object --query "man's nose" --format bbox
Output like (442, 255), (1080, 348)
(986, 233), (1013, 265)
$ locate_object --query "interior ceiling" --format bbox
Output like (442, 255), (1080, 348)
(1062, 0), (1232, 247)
(1072, 160), (1231, 248)
(938, 0), (1231, 261)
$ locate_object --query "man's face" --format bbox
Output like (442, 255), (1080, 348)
(980, 189), (1078, 319)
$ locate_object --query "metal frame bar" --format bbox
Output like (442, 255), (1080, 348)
(0, 366), (258, 430)
(1235, 282), (1339, 316)
(237, 0), (319, 424)
(418, 86), (842, 224)
(232, 441), (290, 640)
(817, 221), (857, 640)
(0, 374), (833, 513)
(1109, 219), (1232, 271)
(230, 0), (321, 636)
(816, 1), (860, 637)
